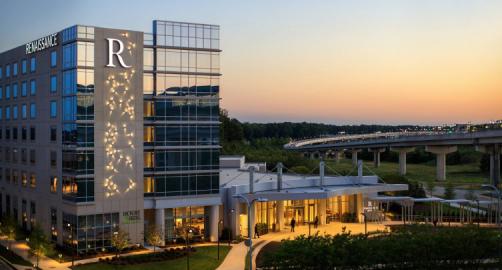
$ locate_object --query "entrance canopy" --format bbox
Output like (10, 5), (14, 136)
(239, 183), (409, 202)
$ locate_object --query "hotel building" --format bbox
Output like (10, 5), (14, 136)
(0, 20), (221, 253)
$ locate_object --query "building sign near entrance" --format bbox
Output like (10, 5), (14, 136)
(25, 33), (58, 54)
(123, 210), (140, 224)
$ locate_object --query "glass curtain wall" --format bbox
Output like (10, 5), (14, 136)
(61, 26), (95, 203)
(143, 21), (220, 198)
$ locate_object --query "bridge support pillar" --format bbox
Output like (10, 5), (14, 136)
(369, 148), (386, 168)
(425, 146), (458, 181)
(350, 149), (362, 167)
(332, 150), (344, 163)
(390, 147), (415, 176)
(476, 144), (501, 187)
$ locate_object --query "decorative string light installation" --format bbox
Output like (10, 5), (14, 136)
(104, 52), (137, 198)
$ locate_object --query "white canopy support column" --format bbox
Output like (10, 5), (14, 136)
(155, 208), (165, 246)
(209, 205), (219, 242)
(276, 200), (284, 231)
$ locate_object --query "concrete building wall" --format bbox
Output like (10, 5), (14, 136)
(78, 27), (145, 244)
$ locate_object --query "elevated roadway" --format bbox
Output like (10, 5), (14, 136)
(285, 130), (502, 184)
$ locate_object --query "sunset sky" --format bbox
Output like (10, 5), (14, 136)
(1, 0), (501, 125)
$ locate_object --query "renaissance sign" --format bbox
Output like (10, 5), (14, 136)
(106, 38), (131, 68)
(25, 33), (58, 55)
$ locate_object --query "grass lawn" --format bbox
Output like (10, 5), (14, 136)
(74, 245), (231, 270)
(323, 159), (489, 186)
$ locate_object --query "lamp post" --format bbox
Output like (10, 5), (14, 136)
(186, 228), (193, 270)
(482, 184), (501, 230)
(67, 223), (74, 268)
(229, 209), (234, 246)
(361, 211), (368, 235)
(232, 194), (268, 270)
(217, 219), (223, 260)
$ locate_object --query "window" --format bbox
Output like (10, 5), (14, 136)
(21, 127), (27, 140)
(30, 149), (35, 164)
(77, 42), (94, 67)
(0, 86), (2, 100)
(30, 80), (36, 95)
(30, 173), (36, 188)
(22, 172), (27, 187)
(5, 85), (10, 99)
(50, 51), (57, 67)
(12, 83), (18, 98)
(143, 74), (154, 94)
(21, 81), (27, 97)
(144, 101), (154, 119)
(0, 107), (2, 120)
(5, 106), (10, 120)
(21, 104), (27, 119)
(12, 127), (17, 140)
(50, 176), (58, 193)
(22, 59), (27, 74)
(50, 101), (57, 118)
(5, 128), (10, 140)
(21, 127), (28, 141)
(12, 105), (18, 120)
(0, 66), (2, 79)
(13, 62), (18, 76)
(21, 149), (27, 163)
(144, 151), (154, 169)
(144, 177), (154, 193)
(12, 148), (18, 162)
(50, 75), (57, 92)
(144, 126), (154, 144)
(5, 65), (10, 78)
(50, 151), (57, 167)
(30, 103), (36, 119)
(30, 57), (36, 72)
(50, 126), (57, 142)
(144, 48), (154, 71)
(30, 126), (35, 141)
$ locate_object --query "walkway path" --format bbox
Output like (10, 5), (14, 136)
(217, 222), (388, 270)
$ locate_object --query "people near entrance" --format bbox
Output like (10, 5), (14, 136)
(314, 216), (319, 229)
(290, 217), (296, 232)
(254, 223), (260, 238)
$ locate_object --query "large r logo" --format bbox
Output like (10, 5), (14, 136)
(106, 38), (131, 68)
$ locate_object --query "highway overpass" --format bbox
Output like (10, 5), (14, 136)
(284, 130), (502, 185)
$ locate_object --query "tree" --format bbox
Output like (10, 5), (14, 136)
(28, 225), (53, 268)
(1, 217), (17, 250)
(444, 181), (456, 200)
(111, 229), (129, 258)
(145, 225), (164, 253)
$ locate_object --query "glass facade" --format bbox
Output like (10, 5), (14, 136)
(144, 21), (220, 198)
(63, 212), (119, 253)
(61, 25), (95, 203)
(165, 206), (207, 243)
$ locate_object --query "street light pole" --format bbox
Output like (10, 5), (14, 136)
(217, 219), (222, 260)
(186, 228), (192, 270)
(67, 223), (74, 268)
(229, 209), (234, 246)
(232, 194), (268, 270)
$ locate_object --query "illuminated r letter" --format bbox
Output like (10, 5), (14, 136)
(106, 38), (131, 68)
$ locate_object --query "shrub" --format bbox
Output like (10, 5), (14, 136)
(262, 225), (502, 269)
